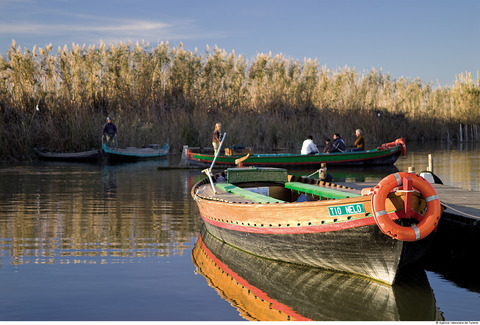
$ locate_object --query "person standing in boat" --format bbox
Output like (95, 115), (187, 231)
(103, 117), (118, 148)
(331, 133), (346, 152)
(212, 122), (222, 155)
(350, 129), (365, 151)
(301, 135), (319, 155)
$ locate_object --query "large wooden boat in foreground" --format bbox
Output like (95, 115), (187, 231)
(187, 138), (406, 167)
(191, 166), (442, 284)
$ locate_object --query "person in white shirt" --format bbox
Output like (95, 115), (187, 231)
(301, 135), (319, 155)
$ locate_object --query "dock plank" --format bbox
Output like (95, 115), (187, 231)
(432, 184), (480, 221)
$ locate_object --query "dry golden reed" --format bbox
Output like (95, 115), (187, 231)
(0, 40), (479, 161)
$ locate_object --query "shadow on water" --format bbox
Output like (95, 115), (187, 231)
(423, 216), (480, 294)
(192, 225), (444, 321)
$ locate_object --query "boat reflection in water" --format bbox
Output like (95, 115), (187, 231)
(192, 226), (444, 321)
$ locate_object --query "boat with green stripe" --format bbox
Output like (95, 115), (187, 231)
(187, 138), (406, 167)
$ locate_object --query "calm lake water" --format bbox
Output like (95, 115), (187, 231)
(0, 141), (479, 321)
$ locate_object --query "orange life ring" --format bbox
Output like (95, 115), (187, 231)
(371, 172), (441, 241)
(377, 138), (406, 156)
(394, 138), (407, 156)
(377, 141), (395, 150)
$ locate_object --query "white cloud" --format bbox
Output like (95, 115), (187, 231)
(0, 19), (171, 35)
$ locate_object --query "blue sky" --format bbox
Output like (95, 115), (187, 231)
(0, 0), (478, 86)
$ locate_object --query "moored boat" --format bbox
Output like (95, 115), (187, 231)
(102, 143), (169, 162)
(34, 147), (102, 162)
(191, 166), (442, 284)
(187, 138), (406, 167)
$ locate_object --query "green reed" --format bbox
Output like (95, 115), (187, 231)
(0, 40), (479, 161)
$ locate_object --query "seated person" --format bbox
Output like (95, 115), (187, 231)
(301, 135), (319, 155)
(331, 133), (346, 152)
(323, 138), (333, 153)
(350, 129), (365, 151)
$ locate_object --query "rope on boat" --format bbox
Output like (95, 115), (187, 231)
(306, 169), (321, 178)
(440, 201), (480, 222)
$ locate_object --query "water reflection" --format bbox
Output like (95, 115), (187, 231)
(192, 226), (444, 321)
(0, 160), (199, 266)
(424, 216), (480, 294)
(395, 141), (480, 191)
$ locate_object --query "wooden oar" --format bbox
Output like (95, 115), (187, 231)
(202, 133), (226, 194)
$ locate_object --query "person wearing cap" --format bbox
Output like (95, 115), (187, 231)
(102, 117), (118, 147)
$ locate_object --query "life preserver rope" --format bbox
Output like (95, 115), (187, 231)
(371, 172), (441, 241)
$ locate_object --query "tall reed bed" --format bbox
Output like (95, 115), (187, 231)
(0, 40), (479, 161)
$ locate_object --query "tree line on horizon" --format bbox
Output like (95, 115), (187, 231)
(0, 39), (479, 161)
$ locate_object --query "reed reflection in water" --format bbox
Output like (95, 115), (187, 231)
(0, 160), (200, 266)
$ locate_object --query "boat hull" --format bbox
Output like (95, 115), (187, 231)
(188, 146), (402, 167)
(200, 213), (432, 284)
(102, 143), (169, 162)
(191, 171), (436, 284)
(34, 148), (101, 162)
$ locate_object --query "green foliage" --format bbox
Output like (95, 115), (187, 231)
(0, 40), (479, 161)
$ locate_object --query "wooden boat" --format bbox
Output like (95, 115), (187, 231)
(191, 166), (442, 284)
(102, 143), (169, 162)
(34, 147), (101, 162)
(187, 138), (406, 167)
(192, 224), (443, 321)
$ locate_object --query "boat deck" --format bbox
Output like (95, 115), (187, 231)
(195, 183), (259, 204)
(195, 179), (364, 205)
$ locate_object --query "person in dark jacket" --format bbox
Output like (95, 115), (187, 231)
(103, 117), (118, 147)
(331, 133), (346, 152)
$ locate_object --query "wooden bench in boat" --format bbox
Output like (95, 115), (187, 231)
(215, 183), (285, 203)
(285, 182), (361, 199)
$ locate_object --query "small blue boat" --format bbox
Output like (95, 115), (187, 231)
(102, 143), (169, 162)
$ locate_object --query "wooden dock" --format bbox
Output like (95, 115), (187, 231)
(333, 181), (480, 221)
(431, 183), (480, 222)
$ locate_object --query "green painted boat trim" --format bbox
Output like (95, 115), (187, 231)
(226, 167), (288, 184)
(285, 182), (361, 199)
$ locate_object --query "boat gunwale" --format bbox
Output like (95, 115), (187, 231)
(187, 144), (403, 166)
(191, 173), (424, 235)
(102, 143), (169, 158)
